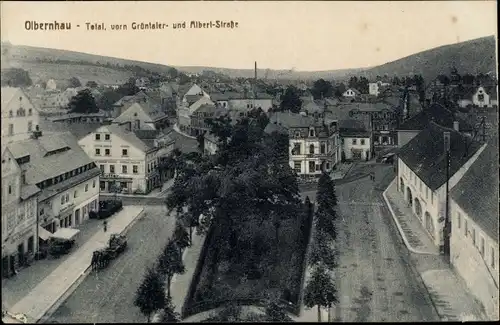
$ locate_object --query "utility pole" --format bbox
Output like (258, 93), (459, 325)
(443, 131), (451, 259)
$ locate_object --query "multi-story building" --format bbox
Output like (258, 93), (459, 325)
(1, 146), (40, 277)
(113, 95), (170, 131)
(189, 104), (227, 137)
(210, 92), (273, 112)
(1, 87), (40, 144)
(449, 138), (499, 320)
(78, 124), (175, 194)
(339, 119), (372, 161)
(178, 96), (214, 136)
(269, 112), (341, 178)
(6, 130), (100, 238)
(397, 122), (485, 251)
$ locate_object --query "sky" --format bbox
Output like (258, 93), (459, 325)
(1, 1), (497, 71)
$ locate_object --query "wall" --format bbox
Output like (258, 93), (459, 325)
(342, 136), (371, 160)
(397, 130), (420, 148)
(79, 127), (148, 192)
(450, 200), (499, 320)
(1, 89), (40, 144)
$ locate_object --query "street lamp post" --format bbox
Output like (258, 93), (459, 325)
(443, 131), (451, 260)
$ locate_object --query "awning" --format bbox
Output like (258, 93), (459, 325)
(38, 226), (52, 241)
(50, 228), (80, 241)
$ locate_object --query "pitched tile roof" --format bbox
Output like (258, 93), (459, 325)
(450, 139), (499, 240)
(399, 103), (473, 132)
(185, 94), (205, 106)
(210, 92), (246, 101)
(1, 87), (21, 109)
(104, 124), (156, 152)
(264, 122), (288, 135)
(269, 112), (318, 128)
(7, 132), (97, 185)
(398, 122), (484, 191)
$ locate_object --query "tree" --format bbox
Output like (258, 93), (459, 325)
(1, 68), (32, 87)
(67, 89), (99, 113)
(196, 133), (205, 152)
(156, 240), (185, 298)
(68, 77), (81, 88)
(309, 229), (337, 270)
(311, 79), (334, 100)
(167, 67), (179, 79)
(173, 222), (190, 253)
(159, 295), (180, 323)
(304, 265), (338, 322)
(178, 73), (190, 85)
(118, 77), (140, 96)
(265, 300), (293, 322)
(334, 82), (347, 98)
(86, 80), (98, 88)
(392, 76), (401, 86)
(348, 76), (359, 89)
(96, 89), (123, 111)
(316, 172), (338, 219)
(280, 86), (302, 113)
(205, 115), (233, 146)
(134, 267), (166, 323)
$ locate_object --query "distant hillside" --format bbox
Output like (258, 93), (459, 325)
(175, 66), (365, 81)
(359, 36), (497, 81)
(1, 35), (496, 86)
(1, 43), (174, 86)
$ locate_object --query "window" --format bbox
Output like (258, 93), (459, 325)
(472, 228), (476, 245)
(360, 139), (365, 145)
(61, 195), (65, 205)
(74, 191), (78, 198)
(28, 121), (33, 132)
(110, 165), (115, 173)
(309, 129), (315, 137)
(122, 149), (128, 156)
(320, 143), (326, 154)
(309, 161), (315, 173)
(293, 161), (301, 173)
(431, 192), (434, 205)
(352, 138), (357, 145)
(478, 94), (484, 102)
(65, 194), (69, 203)
(95, 148), (101, 156)
(292, 143), (301, 155)
(100, 165), (105, 172)
(8, 185), (12, 194)
(491, 247), (496, 269)
(95, 134), (101, 140)
(419, 180), (422, 192)
(133, 165), (138, 174)
(9, 110), (13, 117)
(85, 184), (89, 192)
(93, 180), (96, 188)
(480, 237), (485, 257)
(105, 134), (110, 140)
(464, 219), (468, 237)
(105, 149), (110, 156)
(457, 212), (461, 229)
(28, 108), (32, 116)
(122, 165), (128, 174)
(8, 124), (14, 136)
(425, 187), (429, 200)
(315, 164), (320, 171)
(309, 144), (315, 154)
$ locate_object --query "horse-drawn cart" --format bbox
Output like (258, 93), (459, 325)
(91, 234), (127, 271)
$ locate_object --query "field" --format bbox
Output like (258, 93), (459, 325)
(183, 208), (313, 318)
(3, 59), (133, 86)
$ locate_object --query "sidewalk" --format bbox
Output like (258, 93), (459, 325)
(6, 206), (145, 323)
(382, 179), (487, 321)
(152, 231), (205, 322)
(331, 163), (353, 180)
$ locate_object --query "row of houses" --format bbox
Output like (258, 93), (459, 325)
(395, 119), (499, 319)
(1, 86), (178, 278)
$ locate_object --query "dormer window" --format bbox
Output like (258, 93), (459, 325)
(309, 128), (315, 137)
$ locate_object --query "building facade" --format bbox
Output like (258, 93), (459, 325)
(1, 87), (41, 144)
(6, 131), (100, 242)
(79, 125), (174, 194)
(1, 147), (40, 278)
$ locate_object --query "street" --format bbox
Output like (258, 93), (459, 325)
(331, 164), (439, 321)
(49, 206), (176, 323)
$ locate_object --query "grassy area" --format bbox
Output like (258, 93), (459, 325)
(184, 209), (312, 318)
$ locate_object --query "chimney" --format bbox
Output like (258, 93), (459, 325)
(254, 61), (257, 80)
(453, 121), (459, 132)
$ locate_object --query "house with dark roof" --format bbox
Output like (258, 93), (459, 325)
(189, 104), (228, 136)
(112, 96), (169, 131)
(396, 122), (486, 250)
(268, 112), (341, 177)
(397, 103), (474, 148)
(6, 131), (101, 240)
(449, 138), (499, 320)
(203, 132), (220, 156)
(210, 91), (273, 113)
(78, 124), (175, 194)
(339, 119), (372, 161)
(342, 88), (361, 99)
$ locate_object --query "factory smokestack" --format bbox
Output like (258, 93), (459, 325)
(254, 61), (257, 80)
